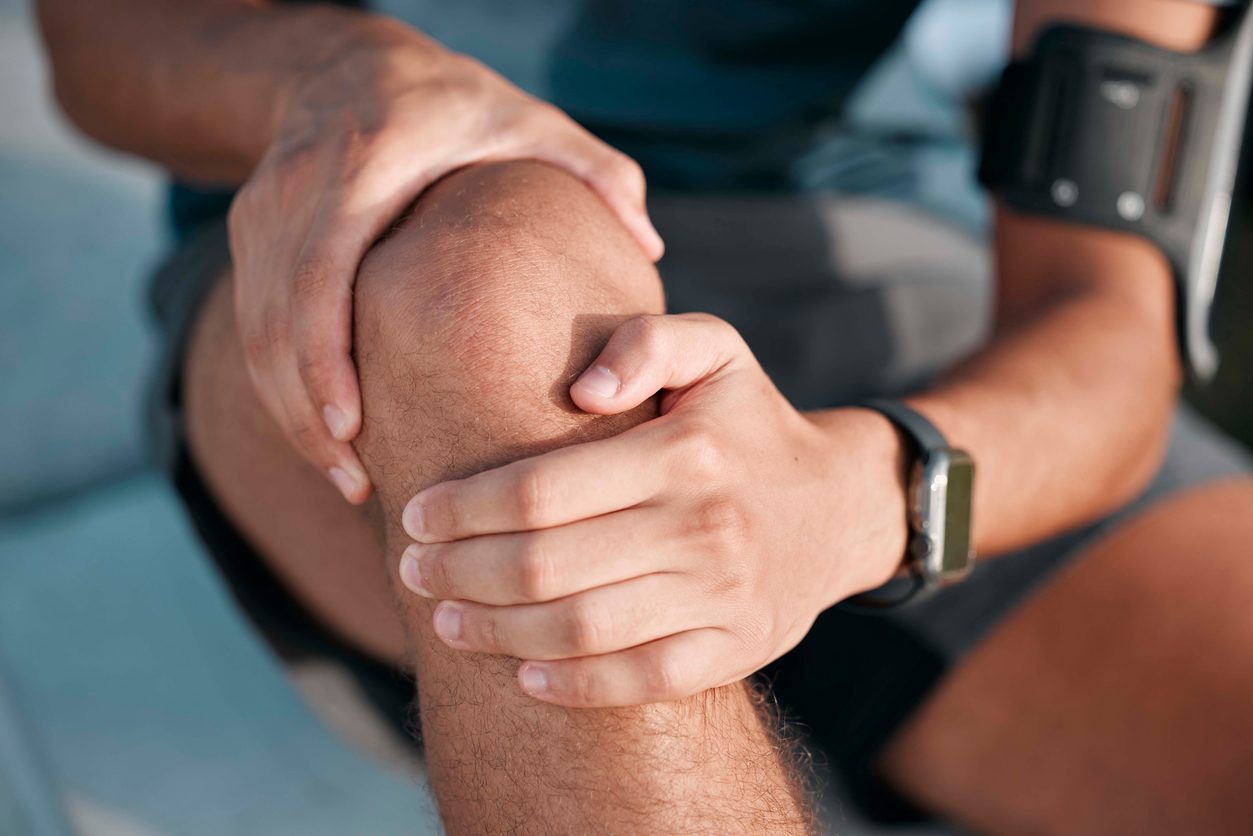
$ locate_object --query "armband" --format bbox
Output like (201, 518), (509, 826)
(979, 3), (1253, 382)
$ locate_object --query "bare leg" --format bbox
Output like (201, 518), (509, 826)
(185, 264), (406, 665)
(881, 479), (1253, 834)
(186, 161), (811, 833)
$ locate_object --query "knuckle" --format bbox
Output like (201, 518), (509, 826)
(427, 54), (484, 104)
(511, 465), (554, 527)
(716, 317), (741, 350)
(422, 548), (453, 597)
(314, 106), (389, 160)
(563, 599), (609, 655)
(606, 152), (646, 193)
(709, 316), (745, 349)
(688, 312), (745, 352)
(514, 539), (556, 601)
(288, 416), (327, 458)
(621, 314), (669, 358)
(644, 652), (681, 700)
(691, 496), (749, 552)
(688, 311), (730, 330)
(671, 419), (725, 480)
(474, 611), (502, 653)
(289, 257), (335, 306)
(263, 313), (293, 352)
(333, 122), (383, 157)
(691, 313), (746, 354)
(241, 313), (292, 366)
(239, 328), (269, 366)
(295, 349), (335, 391)
(269, 128), (321, 174)
(568, 665), (602, 707)
(708, 556), (753, 600)
(423, 487), (460, 538)
(505, 100), (554, 141)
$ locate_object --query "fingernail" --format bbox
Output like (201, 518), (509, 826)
(323, 404), (351, 440)
(519, 664), (549, 696)
(403, 499), (425, 539)
(575, 364), (620, 399)
(434, 603), (462, 644)
(328, 466), (359, 499)
(399, 547), (431, 597)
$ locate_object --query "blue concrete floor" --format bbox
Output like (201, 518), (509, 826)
(0, 478), (436, 836)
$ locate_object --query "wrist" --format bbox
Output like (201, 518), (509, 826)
(807, 407), (911, 603)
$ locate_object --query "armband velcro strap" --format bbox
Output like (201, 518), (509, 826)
(979, 7), (1253, 382)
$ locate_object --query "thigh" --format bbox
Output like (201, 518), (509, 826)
(183, 269), (407, 664)
(880, 477), (1253, 834)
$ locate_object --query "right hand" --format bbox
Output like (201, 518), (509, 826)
(227, 16), (663, 503)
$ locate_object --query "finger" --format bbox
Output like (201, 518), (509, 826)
(517, 629), (742, 708)
(288, 131), (468, 445)
(403, 420), (675, 542)
(400, 507), (673, 604)
(531, 126), (664, 261)
(569, 314), (745, 416)
(432, 573), (699, 660)
(233, 284), (370, 503)
(281, 151), (461, 499)
(287, 191), (404, 446)
(288, 244), (363, 446)
(271, 340), (373, 504)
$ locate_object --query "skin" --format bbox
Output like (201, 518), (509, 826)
(386, 0), (1228, 706)
(880, 480), (1253, 834)
(38, 0), (1253, 830)
(39, 0), (662, 505)
(190, 160), (813, 832)
(398, 317), (906, 705)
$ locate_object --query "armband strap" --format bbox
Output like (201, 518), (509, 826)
(979, 4), (1253, 382)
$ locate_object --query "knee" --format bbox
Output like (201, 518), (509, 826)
(355, 161), (662, 376)
(352, 161), (664, 482)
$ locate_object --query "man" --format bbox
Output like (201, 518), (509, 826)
(38, 0), (1253, 831)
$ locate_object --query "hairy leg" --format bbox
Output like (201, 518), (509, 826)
(187, 161), (811, 833)
(880, 479), (1253, 834)
(352, 161), (810, 832)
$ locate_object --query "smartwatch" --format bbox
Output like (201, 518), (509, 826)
(850, 399), (976, 608)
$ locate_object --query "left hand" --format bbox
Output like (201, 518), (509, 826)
(397, 313), (905, 707)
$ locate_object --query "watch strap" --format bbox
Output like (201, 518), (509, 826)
(845, 399), (951, 609)
(861, 398), (948, 460)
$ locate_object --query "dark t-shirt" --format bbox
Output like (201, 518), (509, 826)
(374, 0), (921, 187)
(171, 0), (922, 234)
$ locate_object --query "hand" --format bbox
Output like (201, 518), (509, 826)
(228, 18), (663, 503)
(397, 314), (907, 707)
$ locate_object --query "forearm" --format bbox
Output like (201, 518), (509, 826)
(910, 232), (1179, 554)
(831, 0), (1220, 567)
(36, 0), (424, 182)
(813, 247), (1176, 570)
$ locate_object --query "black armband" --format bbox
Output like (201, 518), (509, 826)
(979, 3), (1253, 382)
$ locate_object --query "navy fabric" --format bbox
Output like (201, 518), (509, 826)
(169, 0), (923, 238)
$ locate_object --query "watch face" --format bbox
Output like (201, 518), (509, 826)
(940, 451), (975, 577)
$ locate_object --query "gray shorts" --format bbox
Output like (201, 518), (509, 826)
(149, 191), (1253, 824)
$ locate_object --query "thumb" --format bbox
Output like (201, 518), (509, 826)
(570, 314), (745, 415)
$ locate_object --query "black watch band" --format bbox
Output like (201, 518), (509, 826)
(846, 399), (973, 609)
(861, 398), (947, 463)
